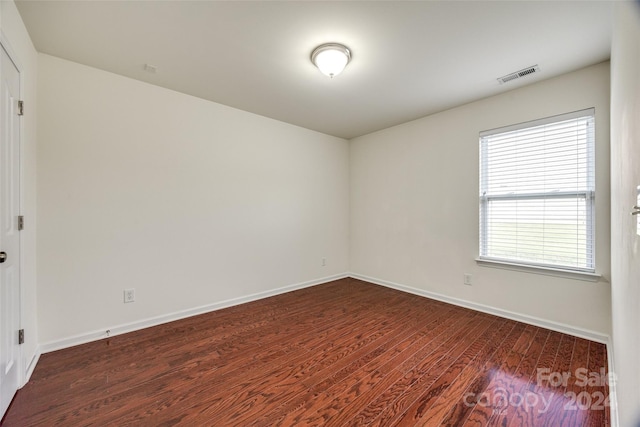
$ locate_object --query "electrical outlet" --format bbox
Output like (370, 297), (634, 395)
(124, 288), (135, 303)
(322, 257), (326, 267)
(463, 274), (472, 286)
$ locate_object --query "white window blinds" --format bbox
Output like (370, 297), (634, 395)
(479, 109), (595, 272)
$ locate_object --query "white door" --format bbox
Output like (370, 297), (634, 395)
(0, 43), (21, 419)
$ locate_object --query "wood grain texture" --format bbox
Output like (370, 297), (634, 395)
(1, 278), (609, 426)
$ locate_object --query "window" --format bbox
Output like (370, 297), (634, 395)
(479, 109), (595, 273)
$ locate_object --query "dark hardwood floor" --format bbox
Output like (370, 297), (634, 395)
(2, 278), (610, 426)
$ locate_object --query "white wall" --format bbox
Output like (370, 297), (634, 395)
(350, 62), (611, 336)
(610, 2), (640, 426)
(0, 0), (39, 382)
(37, 54), (349, 345)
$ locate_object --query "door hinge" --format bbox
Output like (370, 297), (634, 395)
(17, 100), (24, 116)
(18, 215), (24, 230)
(18, 329), (24, 345)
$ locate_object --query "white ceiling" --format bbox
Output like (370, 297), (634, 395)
(16, 0), (613, 139)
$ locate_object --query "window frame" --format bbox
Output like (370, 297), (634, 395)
(478, 108), (596, 275)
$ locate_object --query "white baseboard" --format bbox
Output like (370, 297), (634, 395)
(27, 271), (618, 427)
(22, 346), (41, 386)
(39, 273), (348, 354)
(349, 272), (610, 344)
(33, 269), (616, 424)
(606, 337), (619, 427)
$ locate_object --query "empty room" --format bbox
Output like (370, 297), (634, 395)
(0, 0), (638, 426)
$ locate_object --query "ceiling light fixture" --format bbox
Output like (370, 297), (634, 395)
(311, 43), (351, 78)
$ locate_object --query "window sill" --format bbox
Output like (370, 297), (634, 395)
(475, 258), (604, 282)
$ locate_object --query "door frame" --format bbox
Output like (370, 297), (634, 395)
(0, 30), (25, 389)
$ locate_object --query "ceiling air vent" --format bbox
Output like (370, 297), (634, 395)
(497, 65), (540, 85)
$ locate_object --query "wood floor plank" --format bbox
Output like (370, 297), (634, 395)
(366, 314), (496, 427)
(18, 304), (362, 423)
(28, 279), (371, 392)
(391, 317), (510, 426)
(300, 310), (483, 423)
(585, 341), (609, 427)
(251, 304), (468, 427)
(554, 337), (591, 427)
(206, 300), (434, 425)
(462, 324), (536, 426)
(257, 306), (482, 427)
(312, 308), (466, 426)
(438, 321), (524, 427)
(488, 328), (549, 426)
(506, 330), (562, 427)
(408, 319), (518, 427)
(1, 278), (610, 427)
(90, 283), (429, 425)
(537, 334), (577, 427)
(79, 297), (407, 424)
(344, 310), (484, 426)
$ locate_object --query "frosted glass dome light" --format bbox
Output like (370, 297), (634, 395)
(311, 43), (351, 78)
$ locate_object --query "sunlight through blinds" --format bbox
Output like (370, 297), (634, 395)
(479, 109), (595, 272)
